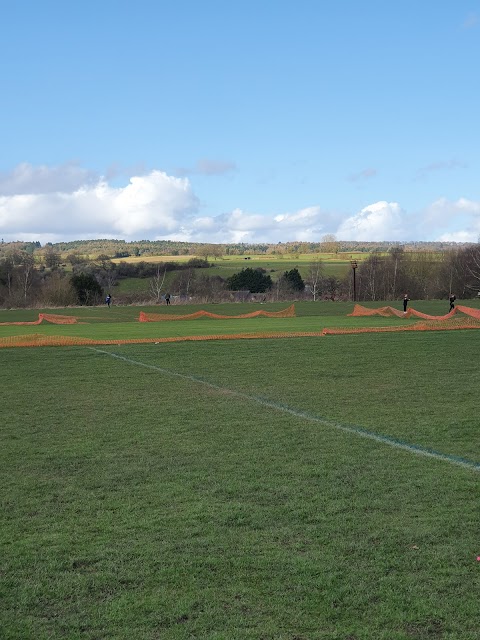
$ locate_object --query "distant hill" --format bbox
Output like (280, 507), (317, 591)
(1, 238), (474, 259)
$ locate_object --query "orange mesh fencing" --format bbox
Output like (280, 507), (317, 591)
(349, 304), (480, 321)
(348, 304), (406, 318)
(138, 304), (296, 322)
(40, 313), (78, 324)
(453, 305), (480, 319)
(0, 330), (323, 349)
(1, 317), (479, 349)
(0, 313), (78, 326)
(323, 316), (480, 335)
(2, 302), (480, 349)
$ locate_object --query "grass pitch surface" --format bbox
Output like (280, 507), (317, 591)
(1, 305), (479, 639)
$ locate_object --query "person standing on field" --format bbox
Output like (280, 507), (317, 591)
(403, 294), (410, 313)
(105, 294), (112, 307)
(165, 293), (171, 305)
(449, 293), (456, 312)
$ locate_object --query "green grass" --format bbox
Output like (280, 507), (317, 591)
(1, 302), (479, 639)
(113, 265), (348, 295)
(0, 300), (478, 341)
(111, 252), (367, 266)
(205, 260), (349, 281)
(110, 253), (360, 294)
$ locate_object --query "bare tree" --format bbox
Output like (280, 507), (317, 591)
(44, 246), (61, 269)
(149, 265), (167, 303)
(386, 247), (406, 299)
(305, 260), (325, 301)
(41, 272), (77, 306)
(196, 244), (223, 261)
(324, 275), (341, 301)
(466, 245), (480, 281)
(321, 234), (340, 254)
(194, 275), (226, 302)
(171, 268), (196, 297)
(14, 254), (37, 305)
(96, 262), (118, 292)
(358, 253), (383, 301)
(405, 252), (438, 299)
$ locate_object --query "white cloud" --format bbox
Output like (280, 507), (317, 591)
(422, 197), (480, 241)
(182, 206), (331, 244)
(0, 162), (99, 195)
(196, 159), (237, 176)
(347, 168), (377, 182)
(1, 163), (480, 244)
(336, 198), (480, 243)
(414, 159), (466, 181)
(175, 158), (237, 177)
(436, 230), (475, 242)
(0, 169), (199, 243)
(336, 201), (405, 241)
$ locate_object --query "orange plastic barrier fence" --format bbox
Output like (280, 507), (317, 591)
(0, 330), (323, 349)
(323, 317), (480, 335)
(0, 313), (78, 326)
(1, 317), (479, 349)
(2, 303), (480, 349)
(138, 304), (296, 322)
(348, 304), (480, 321)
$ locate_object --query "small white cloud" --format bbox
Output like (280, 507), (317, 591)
(463, 12), (478, 29)
(336, 201), (405, 241)
(414, 159), (466, 181)
(347, 168), (378, 182)
(196, 159), (237, 176)
(175, 158), (237, 177)
(436, 230), (475, 242)
(455, 197), (480, 213)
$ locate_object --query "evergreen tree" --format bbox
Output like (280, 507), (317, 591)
(70, 273), (103, 305)
(227, 268), (273, 293)
(283, 268), (305, 291)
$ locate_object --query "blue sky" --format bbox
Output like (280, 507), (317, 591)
(1, 0), (479, 244)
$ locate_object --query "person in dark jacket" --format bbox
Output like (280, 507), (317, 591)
(403, 294), (410, 313)
(449, 294), (456, 311)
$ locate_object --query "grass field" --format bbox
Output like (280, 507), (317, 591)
(1, 301), (479, 639)
(113, 255), (352, 295)
(111, 252), (367, 266)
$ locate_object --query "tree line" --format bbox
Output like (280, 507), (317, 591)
(351, 247), (480, 301)
(2, 236), (475, 260)
(222, 247), (480, 303)
(0, 244), (479, 308)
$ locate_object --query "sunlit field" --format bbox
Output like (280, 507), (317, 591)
(110, 252), (367, 265)
(1, 301), (479, 639)
(110, 253), (360, 294)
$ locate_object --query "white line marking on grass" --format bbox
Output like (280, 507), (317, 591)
(89, 347), (480, 473)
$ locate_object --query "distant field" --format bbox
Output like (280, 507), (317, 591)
(111, 253), (361, 294)
(1, 301), (479, 639)
(112, 252), (364, 280)
(111, 252), (367, 265)
(114, 265), (349, 296)
(203, 259), (349, 281)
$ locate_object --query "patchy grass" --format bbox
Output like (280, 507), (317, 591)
(0, 300), (479, 345)
(1, 321), (479, 639)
